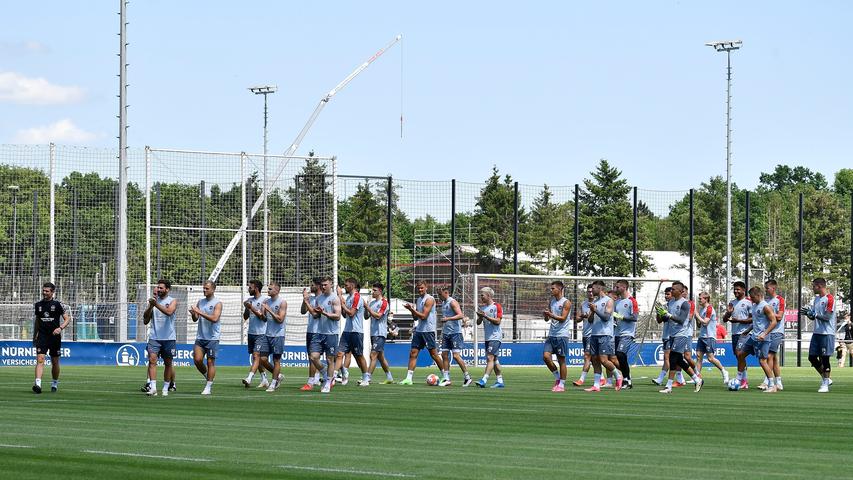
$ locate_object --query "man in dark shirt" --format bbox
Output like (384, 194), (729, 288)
(33, 282), (71, 394)
(837, 312), (852, 368)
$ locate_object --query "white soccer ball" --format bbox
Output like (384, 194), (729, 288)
(727, 378), (741, 391)
(426, 373), (439, 386)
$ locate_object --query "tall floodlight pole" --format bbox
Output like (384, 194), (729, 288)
(8, 185), (19, 300)
(117, 0), (129, 342)
(249, 85), (277, 285)
(706, 39), (742, 301)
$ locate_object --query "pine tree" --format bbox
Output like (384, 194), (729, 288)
(472, 166), (524, 270)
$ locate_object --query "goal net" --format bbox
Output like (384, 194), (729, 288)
(457, 273), (670, 366)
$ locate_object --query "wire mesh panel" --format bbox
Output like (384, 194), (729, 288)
(146, 148), (335, 344)
(337, 175), (391, 292)
(517, 183), (575, 275)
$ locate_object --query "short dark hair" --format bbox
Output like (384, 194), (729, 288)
(372, 282), (384, 292)
(733, 281), (746, 290)
(551, 280), (564, 289)
(42, 282), (56, 292)
(415, 280), (428, 287)
(439, 286), (451, 293)
(591, 280), (605, 287)
(312, 276), (323, 285)
(344, 277), (358, 287)
(586, 283), (593, 289)
(813, 277), (827, 287)
(320, 276), (333, 283)
(748, 286), (763, 296)
(764, 279), (777, 287)
(203, 279), (217, 289)
(157, 278), (172, 290)
(268, 280), (280, 288)
(248, 279), (262, 291)
(664, 287), (673, 293)
(616, 279), (629, 288)
(671, 281), (685, 289)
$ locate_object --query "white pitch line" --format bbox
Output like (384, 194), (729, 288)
(82, 449), (210, 462)
(279, 464), (415, 478)
(0, 444), (32, 449)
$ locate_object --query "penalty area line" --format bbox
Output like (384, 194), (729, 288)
(82, 449), (210, 462)
(279, 464), (416, 478)
(0, 444), (33, 448)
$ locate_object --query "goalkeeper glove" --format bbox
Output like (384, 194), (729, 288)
(656, 306), (668, 318)
(612, 312), (624, 321)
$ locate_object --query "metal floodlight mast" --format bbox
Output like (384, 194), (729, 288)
(706, 39), (742, 301)
(248, 84), (277, 285)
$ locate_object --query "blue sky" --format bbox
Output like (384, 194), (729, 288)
(1, 1), (851, 190)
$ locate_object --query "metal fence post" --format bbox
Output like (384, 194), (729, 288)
(797, 192), (803, 366)
(513, 181), (519, 341)
(632, 186), (638, 295)
(451, 179), (456, 294)
(49, 143), (55, 282)
(200, 180), (206, 283)
(689, 188), (695, 297)
(386, 176), (393, 300)
(745, 191), (750, 289)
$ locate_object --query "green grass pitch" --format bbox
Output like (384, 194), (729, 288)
(0, 365), (851, 479)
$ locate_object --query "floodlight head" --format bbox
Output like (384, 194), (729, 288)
(705, 40), (743, 52)
(248, 85), (278, 95)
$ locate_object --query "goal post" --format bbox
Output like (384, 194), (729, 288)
(461, 273), (671, 367)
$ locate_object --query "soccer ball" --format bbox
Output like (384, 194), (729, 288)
(426, 374), (439, 386)
(727, 378), (741, 391)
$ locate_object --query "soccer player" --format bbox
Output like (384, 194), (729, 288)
(304, 276), (342, 394)
(585, 280), (622, 392)
(300, 279), (323, 391)
(657, 281), (703, 393)
(476, 287), (504, 388)
(364, 282), (394, 385)
(437, 286), (473, 387)
(722, 281), (753, 389)
(653, 287), (674, 386)
(190, 280), (223, 395)
(572, 285), (594, 387)
(242, 279), (270, 388)
(542, 280), (572, 392)
(613, 279), (638, 389)
(261, 281), (287, 392)
(736, 286), (778, 393)
(141, 279), (177, 396)
(335, 279), (369, 386)
(694, 291), (729, 384)
(801, 277), (837, 393)
(680, 285), (697, 384)
(762, 279), (785, 391)
(31, 282), (71, 394)
(399, 280), (444, 385)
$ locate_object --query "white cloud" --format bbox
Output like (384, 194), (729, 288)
(0, 71), (84, 105)
(13, 119), (98, 143)
(0, 40), (50, 54)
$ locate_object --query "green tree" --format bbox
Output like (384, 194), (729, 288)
(472, 166), (524, 271)
(523, 184), (570, 270)
(758, 165), (828, 192)
(834, 168), (853, 197)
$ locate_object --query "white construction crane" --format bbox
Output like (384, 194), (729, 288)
(208, 34), (402, 282)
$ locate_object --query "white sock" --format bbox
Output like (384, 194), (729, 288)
(497, 375), (504, 383)
(463, 371), (471, 379)
(552, 369), (560, 380)
(666, 379), (673, 388)
(246, 372), (255, 382)
(692, 374), (701, 382)
(442, 370), (450, 380)
(762, 376), (769, 385)
(593, 373), (601, 385)
(35, 378), (42, 387)
(342, 367), (349, 377)
(386, 371), (394, 380)
(51, 379), (58, 386)
(579, 371), (587, 381)
(314, 372), (321, 382)
(768, 378), (775, 387)
(736, 371), (743, 381)
(261, 372), (268, 381)
(775, 376), (782, 384)
(149, 380), (156, 390)
(656, 370), (667, 382)
(205, 381), (213, 389)
(559, 379), (565, 387)
(364, 373), (371, 381)
(676, 371), (685, 383)
(406, 370), (414, 381)
(743, 370), (748, 380)
(307, 376), (316, 386)
(482, 374), (489, 382)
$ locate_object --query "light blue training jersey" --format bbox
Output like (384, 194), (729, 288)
(481, 302), (503, 341)
(316, 292), (340, 335)
(548, 296), (571, 338)
(246, 294), (267, 335)
(195, 296), (221, 341)
(729, 297), (753, 335)
(264, 295), (286, 337)
(368, 298), (389, 337)
(812, 294), (837, 335)
(149, 295), (177, 341)
(306, 295), (320, 334)
(590, 295), (613, 337)
(615, 296), (639, 337)
(767, 295), (785, 335)
(698, 305), (717, 339)
(442, 297), (462, 335)
(751, 300), (773, 339)
(343, 292), (365, 333)
(414, 294), (437, 333)
(669, 298), (692, 338)
(580, 300), (593, 338)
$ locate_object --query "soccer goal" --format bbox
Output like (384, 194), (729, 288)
(459, 273), (671, 367)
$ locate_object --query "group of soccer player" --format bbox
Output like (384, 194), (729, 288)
(29, 272), (837, 396)
(539, 276), (838, 394)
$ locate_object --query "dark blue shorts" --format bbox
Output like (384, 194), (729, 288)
(697, 337), (716, 354)
(588, 335), (615, 356)
(338, 331), (364, 356)
(147, 339), (176, 360)
(248, 333), (262, 354)
(742, 336), (770, 359)
(370, 335), (386, 353)
(262, 335), (284, 358)
(305, 332), (318, 351)
(485, 340), (502, 357)
(194, 339), (220, 359)
(441, 333), (464, 352)
(411, 331), (437, 351)
(582, 336), (590, 354)
(809, 334), (834, 357)
(615, 336), (634, 354)
(732, 333), (750, 353)
(544, 336), (570, 357)
(310, 333), (338, 356)
(662, 337), (673, 351)
(768, 332), (784, 354)
(670, 336), (690, 354)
